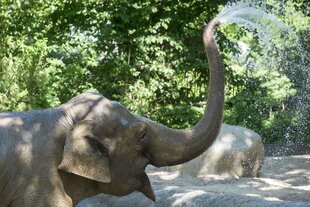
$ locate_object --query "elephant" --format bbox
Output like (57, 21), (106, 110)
(0, 18), (224, 207)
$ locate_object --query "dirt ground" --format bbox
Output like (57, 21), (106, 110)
(146, 155), (310, 205)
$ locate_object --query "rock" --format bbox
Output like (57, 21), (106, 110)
(148, 124), (265, 178)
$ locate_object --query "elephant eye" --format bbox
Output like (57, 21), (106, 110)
(136, 132), (147, 151)
(86, 135), (109, 155)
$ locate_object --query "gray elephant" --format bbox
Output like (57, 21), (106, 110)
(0, 18), (224, 207)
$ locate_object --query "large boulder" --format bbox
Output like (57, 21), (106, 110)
(149, 124), (265, 178)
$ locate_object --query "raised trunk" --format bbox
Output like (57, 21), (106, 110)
(146, 19), (225, 167)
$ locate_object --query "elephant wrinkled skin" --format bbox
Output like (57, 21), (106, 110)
(0, 19), (224, 207)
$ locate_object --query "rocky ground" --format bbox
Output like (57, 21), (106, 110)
(78, 154), (310, 207)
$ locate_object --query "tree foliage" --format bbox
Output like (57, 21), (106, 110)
(0, 0), (309, 143)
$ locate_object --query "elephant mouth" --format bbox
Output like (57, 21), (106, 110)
(139, 172), (155, 201)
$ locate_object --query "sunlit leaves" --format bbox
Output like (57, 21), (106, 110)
(0, 0), (308, 142)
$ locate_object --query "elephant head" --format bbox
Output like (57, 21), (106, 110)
(58, 18), (224, 203)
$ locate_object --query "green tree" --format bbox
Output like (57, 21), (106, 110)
(0, 0), (308, 143)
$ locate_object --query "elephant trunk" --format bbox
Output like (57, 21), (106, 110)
(146, 19), (225, 167)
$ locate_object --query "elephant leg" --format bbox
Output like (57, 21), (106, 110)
(36, 173), (73, 207)
(8, 172), (72, 207)
(8, 188), (72, 207)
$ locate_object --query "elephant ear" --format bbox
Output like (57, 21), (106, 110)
(58, 120), (111, 183)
